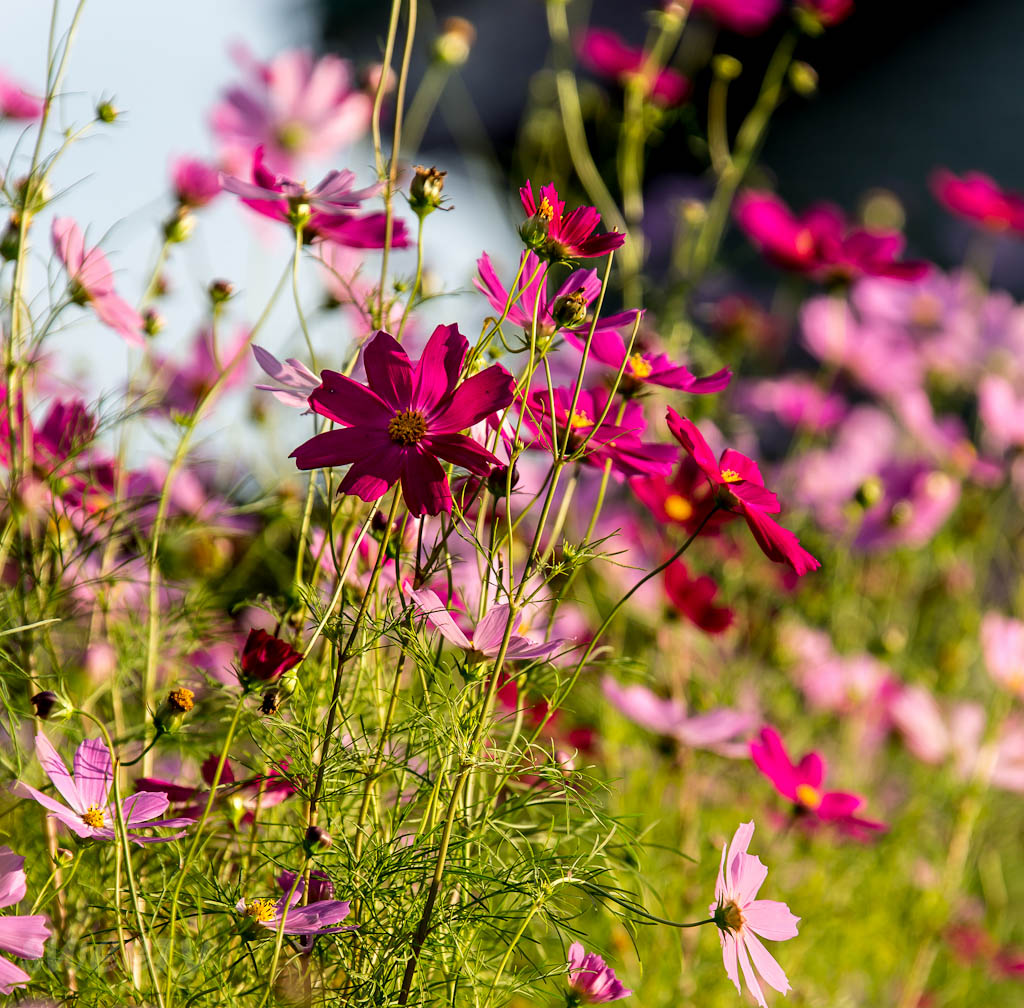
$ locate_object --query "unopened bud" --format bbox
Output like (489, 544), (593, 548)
(163, 207), (194, 244)
(551, 288), (588, 330)
(520, 197), (554, 253)
(433, 17), (475, 67)
(680, 199), (707, 226)
(303, 825), (333, 855)
(486, 463), (519, 497)
(713, 55), (742, 81)
(142, 307), (164, 336)
(0, 219), (20, 262)
(54, 847), (75, 866)
(788, 61), (818, 96)
(155, 686), (195, 734)
(409, 165), (447, 215)
(96, 100), (119, 124)
(31, 690), (63, 720)
(209, 279), (234, 305)
(15, 176), (50, 215)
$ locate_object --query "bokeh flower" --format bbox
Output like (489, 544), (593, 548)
(931, 168), (1024, 234)
(0, 847), (50, 994)
(579, 28), (690, 106)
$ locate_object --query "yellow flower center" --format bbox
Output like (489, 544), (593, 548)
(796, 783), (822, 810)
(568, 410), (593, 430)
(716, 899), (745, 934)
(627, 353), (653, 379)
(246, 898), (277, 923)
(664, 494), (693, 522)
(81, 805), (105, 829)
(387, 409), (428, 446)
(538, 197), (555, 223)
(720, 469), (742, 483)
(168, 687), (195, 713)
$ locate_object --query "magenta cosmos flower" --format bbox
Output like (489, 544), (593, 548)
(52, 218), (145, 346)
(236, 880), (354, 936)
(0, 847), (50, 994)
(750, 726), (886, 838)
(172, 156), (221, 208)
(734, 190), (928, 283)
(663, 558), (734, 635)
(291, 324), (515, 517)
(566, 942), (631, 1003)
(13, 734), (193, 845)
(520, 181), (625, 261)
(211, 45), (371, 175)
(691, 0), (781, 35)
(410, 586), (568, 662)
(222, 146), (406, 249)
(931, 168), (1024, 235)
(0, 71), (43, 120)
(665, 409), (820, 576)
(711, 822), (799, 1008)
(578, 28), (689, 106)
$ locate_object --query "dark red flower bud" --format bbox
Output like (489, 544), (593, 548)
(240, 628), (302, 684)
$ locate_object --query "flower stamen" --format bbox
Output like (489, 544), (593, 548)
(387, 410), (428, 446)
(627, 353), (653, 379)
(245, 898), (277, 923)
(81, 804), (106, 829)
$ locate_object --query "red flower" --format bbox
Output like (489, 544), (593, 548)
(663, 559), (733, 634)
(291, 325), (514, 517)
(931, 168), (1024, 235)
(578, 28), (690, 106)
(519, 181), (625, 261)
(665, 408), (820, 576)
(240, 629), (302, 683)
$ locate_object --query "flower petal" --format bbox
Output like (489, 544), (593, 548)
(744, 900), (801, 942)
(743, 930), (793, 996)
(308, 369), (392, 427)
(73, 738), (113, 811)
(399, 448), (451, 517)
(34, 734), (82, 812)
(413, 323), (467, 417)
(362, 330), (413, 410)
(431, 365), (515, 434)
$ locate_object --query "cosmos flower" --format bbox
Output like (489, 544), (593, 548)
(252, 345), (319, 411)
(566, 941), (632, 1003)
(749, 726), (886, 837)
(520, 181), (624, 261)
(0, 71), (43, 120)
(710, 821), (800, 1008)
(665, 409), (820, 575)
(291, 325), (515, 517)
(52, 218), (145, 346)
(691, 0), (781, 35)
(980, 611), (1024, 699)
(171, 156), (222, 208)
(0, 847), (50, 995)
(240, 628), (303, 684)
(663, 558), (734, 634)
(578, 28), (690, 106)
(236, 873), (354, 936)
(931, 169), (1024, 234)
(13, 734), (192, 845)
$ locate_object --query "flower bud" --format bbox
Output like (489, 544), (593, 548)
(95, 99), (119, 124)
(155, 686), (195, 734)
(409, 165), (447, 215)
(142, 307), (165, 337)
(163, 207), (195, 244)
(433, 17), (476, 67)
(209, 279), (234, 305)
(303, 825), (333, 855)
(31, 690), (68, 721)
(520, 198), (554, 253)
(0, 218), (21, 261)
(551, 288), (589, 330)
(713, 55), (742, 81)
(788, 61), (818, 96)
(240, 628), (303, 686)
(486, 463), (519, 497)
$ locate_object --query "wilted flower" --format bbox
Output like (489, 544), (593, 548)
(0, 847), (51, 994)
(566, 941), (631, 1003)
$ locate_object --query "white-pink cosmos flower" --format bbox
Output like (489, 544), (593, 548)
(710, 821), (799, 1008)
(252, 345), (319, 411)
(0, 847), (50, 994)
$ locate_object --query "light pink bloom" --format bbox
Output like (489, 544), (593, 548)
(52, 218), (145, 346)
(566, 941), (631, 1002)
(979, 374), (1024, 452)
(0, 848), (50, 994)
(253, 345), (319, 411)
(980, 611), (1024, 699)
(0, 71), (43, 120)
(711, 822), (799, 1008)
(13, 734), (193, 845)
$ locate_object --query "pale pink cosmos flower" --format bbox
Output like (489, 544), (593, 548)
(566, 941), (632, 1003)
(980, 611), (1024, 699)
(236, 870), (354, 935)
(710, 822), (799, 1008)
(13, 734), (193, 845)
(978, 374), (1024, 453)
(252, 345), (319, 411)
(0, 847), (51, 994)
(52, 218), (145, 346)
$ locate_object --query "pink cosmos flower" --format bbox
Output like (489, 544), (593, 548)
(253, 345), (319, 411)
(236, 879), (354, 936)
(211, 45), (371, 175)
(602, 677), (753, 756)
(978, 374), (1024, 452)
(736, 376), (847, 433)
(222, 146), (407, 249)
(749, 726), (885, 837)
(155, 325), (251, 415)
(980, 611), (1024, 699)
(410, 586), (568, 662)
(663, 558), (734, 634)
(520, 181), (625, 261)
(931, 169), (1024, 234)
(172, 156), (222, 208)
(291, 325), (515, 517)
(566, 941), (632, 1003)
(665, 409), (820, 575)
(0, 71), (43, 120)
(734, 191), (928, 283)
(691, 0), (781, 35)
(525, 386), (676, 478)
(711, 821), (799, 1008)
(578, 28), (690, 106)
(631, 456), (728, 538)
(13, 734), (193, 845)
(475, 250), (639, 342)
(0, 847), (50, 995)
(52, 218), (145, 346)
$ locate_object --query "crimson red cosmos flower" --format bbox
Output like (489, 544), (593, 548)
(663, 558), (733, 634)
(734, 190), (928, 283)
(240, 628), (303, 683)
(631, 457), (727, 538)
(750, 726), (886, 839)
(520, 181), (625, 261)
(291, 325), (515, 517)
(578, 28), (690, 106)
(931, 168), (1024, 235)
(665, 408), (820, 575)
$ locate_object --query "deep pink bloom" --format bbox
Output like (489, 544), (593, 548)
(0, 71), (42, 120)
(291, 325), (515, 517)
(665, 409), (820, 575)
(931, 169), (1024, 234)
(222, 146), (407, 249)
(710, 822), (800, 1008)
(566, 941), (631, 1003)
(663, 559), (734, 634)
(410, 586), (568, 661)
(520, 181), (625, 261)
(602, 677), (753, 756)
(253, 345), (319, 411)
(526, 387), (676, 478)
(0, 847), (50, 994)
(240, 628), (302, 684)
(475, 250), (639, 341)
(631, 457), (727, 538)
(13, 734), (192, 845)
(734, 190), (928, 283)
(749, 726), (886, 837)
(172, 156), (222, 208)
(578, 28), (690, 106)
(52, 218), (145, 346)
(211, 45), (371, 175)
(692, 0), (781, 35)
